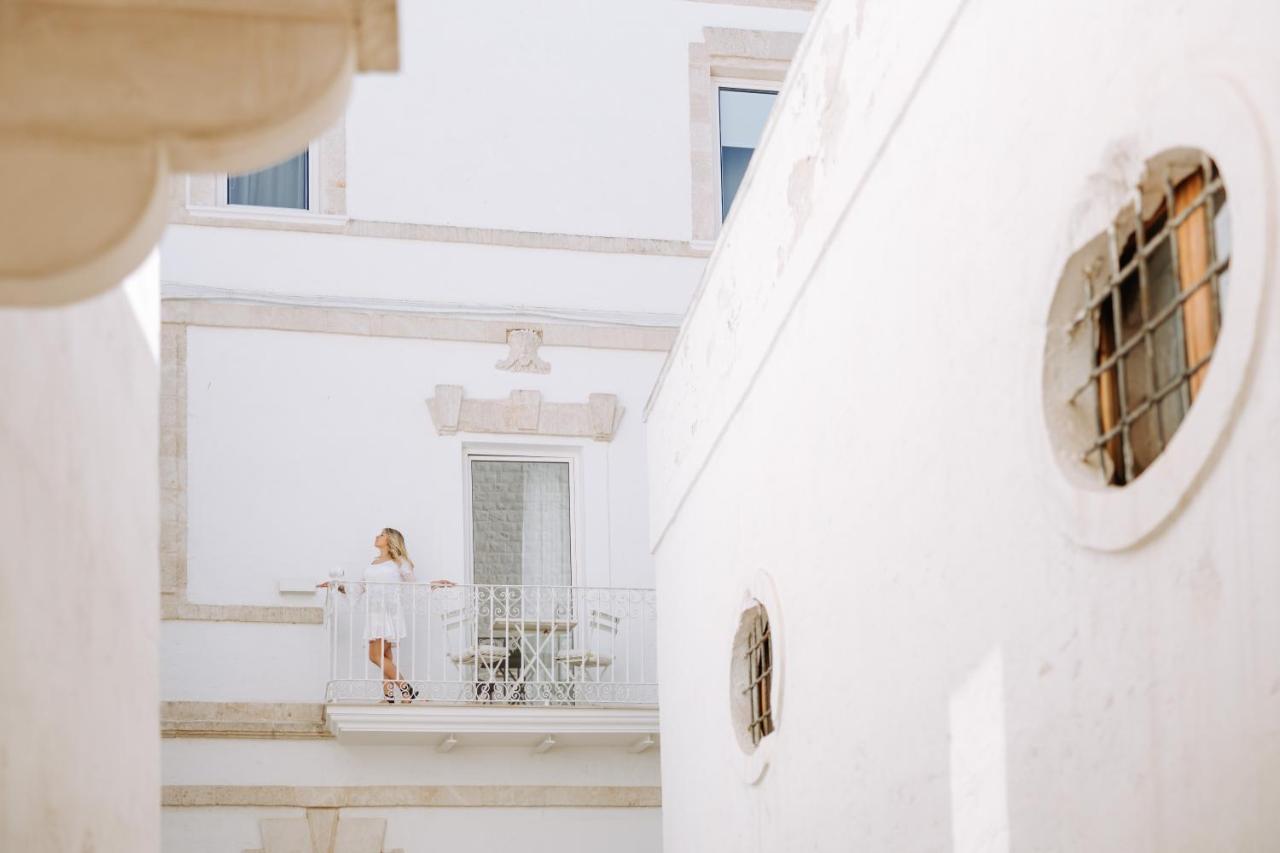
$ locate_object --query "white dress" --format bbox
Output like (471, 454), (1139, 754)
(353, 560), (414, 642)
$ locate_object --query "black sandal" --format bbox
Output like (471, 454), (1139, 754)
(399, 681), (420, 703)
(382, 684), (397, 704)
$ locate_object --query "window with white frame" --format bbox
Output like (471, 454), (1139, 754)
(468, 457), (573, 587)
(718, 86), (778, 220)
(226, 149), (310, 210)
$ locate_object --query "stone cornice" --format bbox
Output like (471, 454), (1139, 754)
(161, 292), (681, 351)
(164, 784), (662, 808)
(167, 211), (713, 259)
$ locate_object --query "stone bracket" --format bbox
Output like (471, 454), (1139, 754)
(427, 386), (623, 442)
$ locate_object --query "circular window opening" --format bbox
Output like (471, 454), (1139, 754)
(730, 601), (775, 753)
(1044, 148), (1231, 487)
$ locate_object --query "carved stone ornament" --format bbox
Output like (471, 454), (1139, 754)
(246, 808), (402, 853)
(427, 385), (623, 442)
(495, 328), (551, 373)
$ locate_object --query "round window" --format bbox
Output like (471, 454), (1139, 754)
(1044, 148), (1230, 489)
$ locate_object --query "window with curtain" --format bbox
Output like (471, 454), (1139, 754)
(1086, 154), (1230, 485)
(227, 150), (309, 210)
(470, 459), (572, 587)
(718, 87), (777, 221)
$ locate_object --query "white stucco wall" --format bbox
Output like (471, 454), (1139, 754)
(0, 260), (160, 853)
(159, 226), (704, 319)
(347, 0), (809, 239)
(181, 326), (662, 610)
(647, 1), (1280, 851)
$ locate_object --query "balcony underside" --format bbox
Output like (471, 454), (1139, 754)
(324, 703), (659, 750)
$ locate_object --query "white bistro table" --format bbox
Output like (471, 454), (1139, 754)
(484, 616), (577, 703)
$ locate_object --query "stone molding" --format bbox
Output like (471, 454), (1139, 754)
(161, 321), (325, 625)
(162, 702), (331, 740)
(689, 27), (804, 242)
(168, 207), (712, 259)
(248, 809), (400, 853)
(427, 387), (623, 442)
(162, 296), (680, 352)
(0, 0), (398, 305)
(164, 785), (662, 809)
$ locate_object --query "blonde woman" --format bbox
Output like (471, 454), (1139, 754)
(319, 528), (453, 703)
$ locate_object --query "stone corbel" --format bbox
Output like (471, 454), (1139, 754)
(248, 808), (402, 853)
(0, 0), (400, 306)
(426, 386), (624, 442)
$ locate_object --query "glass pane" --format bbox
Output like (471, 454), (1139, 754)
(1146, 236), (1178, 315)
(227, 150), (309, 209)
(471, 461), (571, 588)
(1129, 406), (1161, 477)
(1117, 273), (1144, 347)
(719, 88), (776, 220)
(1213, 191), (1231, 309)
(1151, 311), (1187, 389)
(1121, 345), (1151, 412)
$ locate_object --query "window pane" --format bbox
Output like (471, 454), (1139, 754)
(719, 88), (776, 220)
(471, 461), (571, 587)
(227, 150), (309, 209)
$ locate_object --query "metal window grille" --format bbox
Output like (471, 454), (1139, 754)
(1071, 155), (1229, 485)
(743, 604), (774, 746)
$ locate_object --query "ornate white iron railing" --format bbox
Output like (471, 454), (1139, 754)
(323, 581), (658, 707)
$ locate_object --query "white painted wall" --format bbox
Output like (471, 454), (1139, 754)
(647, 0), (1280, 851)
(346, 0), (809, 239)
(162, 806), (661, 853)
(182, 326), (663, 609)
(0, 261), (159, 853)
(159, 225), (704, 319)
(157, 3), (818, 851)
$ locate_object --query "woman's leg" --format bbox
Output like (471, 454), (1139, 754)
(368, 639), (395, 698)
(380, 643), (402, 682)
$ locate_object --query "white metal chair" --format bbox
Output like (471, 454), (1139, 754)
(554, 609), (619, 689)
(440, 601), (511, 701)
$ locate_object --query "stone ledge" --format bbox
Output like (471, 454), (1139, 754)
(161, 298), (680, 352)
(162, 594), (323, 624)
(162, 702), (330, 740)
(164, 785), (662, 809)
(165, 212), (711, 259)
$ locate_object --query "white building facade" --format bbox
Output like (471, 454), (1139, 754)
(648, 1), (1280, 851)
(158, 3), (811, 852)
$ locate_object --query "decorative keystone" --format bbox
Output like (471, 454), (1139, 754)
(495, 328), (551, 374)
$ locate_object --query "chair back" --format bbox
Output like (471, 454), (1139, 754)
(585, 609), (621, 660)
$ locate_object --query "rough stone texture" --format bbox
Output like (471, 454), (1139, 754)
(161, 702), (331, 739)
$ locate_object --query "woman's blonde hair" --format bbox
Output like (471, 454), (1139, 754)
(382, 528), (414, 569)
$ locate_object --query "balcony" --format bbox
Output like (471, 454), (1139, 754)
(323, 583), (659, 751)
